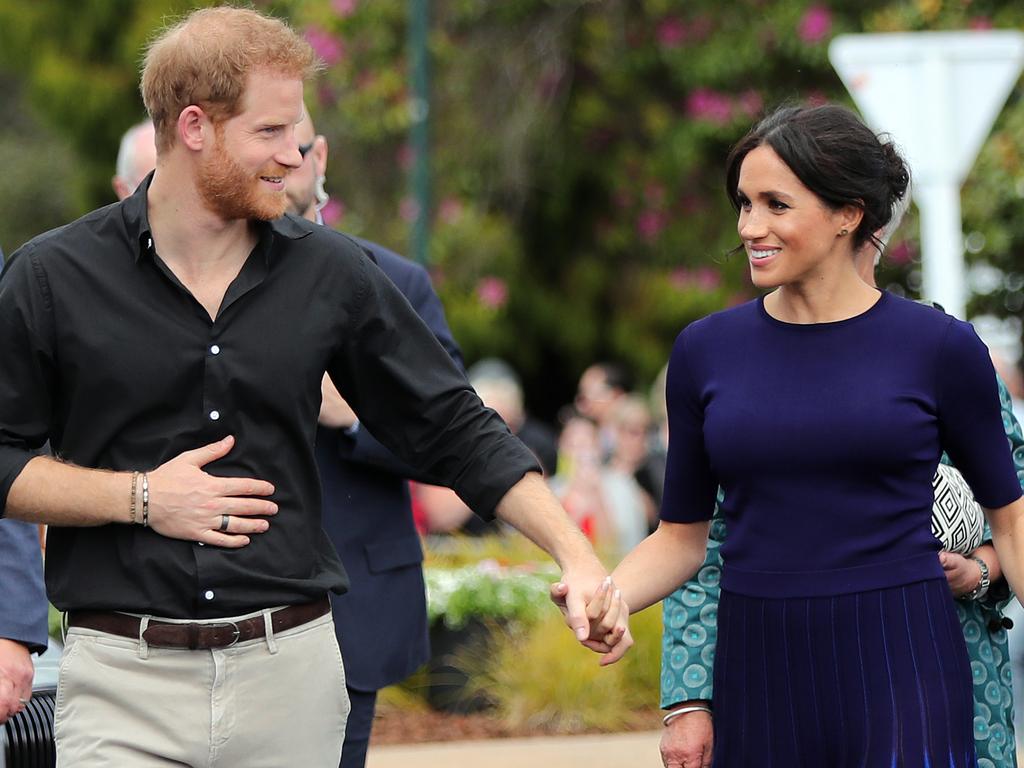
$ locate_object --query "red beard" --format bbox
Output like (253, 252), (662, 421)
(197, 129), (289, 221)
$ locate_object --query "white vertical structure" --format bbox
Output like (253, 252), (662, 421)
(829, 32), (1024, 318)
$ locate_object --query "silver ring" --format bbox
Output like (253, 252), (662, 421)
(17, 697), (29, 704)
(219, 514), (230, 532)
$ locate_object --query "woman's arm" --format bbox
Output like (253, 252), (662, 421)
(986, 496), (1024, 598)
(611, 520), (711, 614)
(940, 543), (1001, 598)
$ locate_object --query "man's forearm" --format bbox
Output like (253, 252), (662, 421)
(6, 438), (276, 547)
(495, 472), (596, 569)
(5, 456), (128, 526)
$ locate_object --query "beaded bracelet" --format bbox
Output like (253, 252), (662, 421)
(141, 472), (150, 528)
(663, 705), (712, 727)
(129, 471), (139, 524)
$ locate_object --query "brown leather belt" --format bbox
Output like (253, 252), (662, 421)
(67, 597), (331, 650)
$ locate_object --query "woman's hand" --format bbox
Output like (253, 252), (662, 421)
(550, 576), (634, 665)
(661, 706), (713, 768)
(939, 550), (983, 598)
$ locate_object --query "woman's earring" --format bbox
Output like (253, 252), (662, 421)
(839, 228), (849, 236)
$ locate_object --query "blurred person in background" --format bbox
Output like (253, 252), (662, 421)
(635, 365), (669, 533)
(412, 358), (559, 536)
(111, 119), (157, 200)
(0, 518), (47, 724)
(466, 358), (558, 476)
(574, 362), (632, 459)
(549, 412), (611, 547)
(602, 395), (656, 553)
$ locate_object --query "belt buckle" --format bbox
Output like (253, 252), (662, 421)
(210, 620), (241, 648)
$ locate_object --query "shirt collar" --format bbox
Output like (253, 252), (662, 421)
(121, 171), (155, 263)
(120, 172), (314, 264)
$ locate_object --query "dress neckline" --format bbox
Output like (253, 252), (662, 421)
(757, 289), (888, 330)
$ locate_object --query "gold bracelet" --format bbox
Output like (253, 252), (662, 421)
(129, 471), (139, 524)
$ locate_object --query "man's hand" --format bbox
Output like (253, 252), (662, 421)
(0, 639), (33, 723)
(147, 435), (277, 548)
(661, 706), (713, 768)
(493, 473), (631, 662)
(940, 550), (983, 597)
(318, 374), (357, 429)
(550, 576), (633, 665)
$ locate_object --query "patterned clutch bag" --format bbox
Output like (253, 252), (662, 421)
(931, 463), (985, 554)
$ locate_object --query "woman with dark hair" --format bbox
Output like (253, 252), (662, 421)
(597, 104), (1024, 766)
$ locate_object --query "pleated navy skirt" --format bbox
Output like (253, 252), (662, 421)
(711, 579), (975, 768)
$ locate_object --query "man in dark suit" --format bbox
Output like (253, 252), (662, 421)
(0, 246), (49, 724)
(288, 107), (460, 768)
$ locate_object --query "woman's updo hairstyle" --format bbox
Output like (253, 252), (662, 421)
(725, 103), (911, 251)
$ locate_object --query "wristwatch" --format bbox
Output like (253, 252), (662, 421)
(967, 555), (991, 601)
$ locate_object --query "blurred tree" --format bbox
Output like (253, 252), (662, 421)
(0, 0), (201, 211)
(1, 0), (1022, 418)
(0, 74), (77, 255)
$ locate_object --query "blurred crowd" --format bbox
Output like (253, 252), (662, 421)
(413, 359), (667, 559)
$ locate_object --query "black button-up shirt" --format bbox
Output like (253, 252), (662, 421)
(0, 179), (539, 618)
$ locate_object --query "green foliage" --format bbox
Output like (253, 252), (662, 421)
(424, 561), (558, 630)
(0, 0), (202, 211)
(0, 76), (78, 255)
(2, 0), (1024, 407)
(471, 605), (663, 731)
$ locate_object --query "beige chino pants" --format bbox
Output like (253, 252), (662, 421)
(54, 609), (350, 767)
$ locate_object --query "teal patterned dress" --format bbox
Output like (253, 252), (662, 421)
(661, 378), (1024, 768)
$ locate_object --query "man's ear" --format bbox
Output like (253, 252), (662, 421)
(313, 135), (328, 177)
(112, 176), (131, 202)
(177, 106), (209, 152)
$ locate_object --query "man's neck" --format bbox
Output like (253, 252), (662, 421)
(147, 162), (257, 278)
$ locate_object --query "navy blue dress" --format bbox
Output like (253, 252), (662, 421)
(661, 292), (1022, 767)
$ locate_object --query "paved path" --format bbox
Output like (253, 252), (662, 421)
(366, 731), (662, 768)
(369, 733), (1024, 767)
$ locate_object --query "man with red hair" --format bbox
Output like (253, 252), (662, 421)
(0, 7), (627, 766)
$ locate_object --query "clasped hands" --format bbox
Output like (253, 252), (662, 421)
(550, 575), (633, 664)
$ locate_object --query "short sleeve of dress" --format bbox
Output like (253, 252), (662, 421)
(660, 328), (718, 523)
(937, 319), (1023, 510)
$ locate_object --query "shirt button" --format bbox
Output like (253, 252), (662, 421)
(204, 590), (215, 601)
(209, 410), (220, 421)
(210, 345), (221, 355)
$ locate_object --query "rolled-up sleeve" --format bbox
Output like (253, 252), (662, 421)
(0, 247), (56, 516)
(326, 254), (539, 518)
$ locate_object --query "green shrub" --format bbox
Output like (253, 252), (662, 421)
(464, 605), (663, 732)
